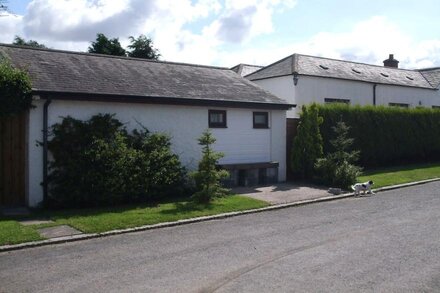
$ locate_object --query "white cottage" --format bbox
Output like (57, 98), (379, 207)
(245, 54), (440, 118)
(0, 45), (293, 207)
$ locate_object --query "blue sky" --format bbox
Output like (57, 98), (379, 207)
(1, 0), (440, 68)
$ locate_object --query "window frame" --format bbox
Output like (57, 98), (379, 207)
(208, 110), (227, 128)
(389, 103), (409, 108)
(324, 98), (350, 104)
(253, 111), (269, 129)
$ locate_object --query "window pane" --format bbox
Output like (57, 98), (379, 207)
(254, 114), (266, 124)
(210, 113), (223, 123)
(253, 112), (268, 128)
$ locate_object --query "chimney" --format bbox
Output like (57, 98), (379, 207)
(383, 54), (399, 68)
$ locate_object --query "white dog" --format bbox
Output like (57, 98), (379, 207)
(351, 180), (375, 196)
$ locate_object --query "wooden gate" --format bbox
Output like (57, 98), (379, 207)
(286, 118), (300, 181)
(0, 113), (26, 206)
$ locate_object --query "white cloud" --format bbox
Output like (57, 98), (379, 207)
(218, 16), (440, 69)
(1, 2), (439, 70)
(0, 14), (24, 44)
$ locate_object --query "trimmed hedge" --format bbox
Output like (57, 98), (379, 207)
(317, 104), (440, 167)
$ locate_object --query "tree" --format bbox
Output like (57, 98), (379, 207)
(88, 33), (126, 56)
(13, 36), (47, 49)
(291, 104), (324, 180)
(127, 34), (160, 60)
(315, 120), (362, 189)
(191, 130), (229, 203)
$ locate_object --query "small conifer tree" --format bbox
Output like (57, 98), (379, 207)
(291, 104), (324, 179)
(315, 120), (362, 188)
(191, 130), (229, 203)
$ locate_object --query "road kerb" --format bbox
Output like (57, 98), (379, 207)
(1, 177), (439, 253)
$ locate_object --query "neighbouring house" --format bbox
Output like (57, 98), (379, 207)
(0, 44), (294, 207)
(231, 63), (263, 77)
(245, 53), (440, 118)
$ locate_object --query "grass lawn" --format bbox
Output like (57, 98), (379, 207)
(0, 195), (269, 245)
(43, 195), (269, 233)
(358, 162), (440, 189)
(0, 220), (44, 246)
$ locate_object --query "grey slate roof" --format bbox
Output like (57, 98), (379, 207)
(246, 54), (438, 90)
(0, 44), (291, 108)
(231, 63), (263, 77)
(420, 68), (440, 89)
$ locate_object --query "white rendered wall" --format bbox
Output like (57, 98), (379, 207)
(253, 76), (296, 117)
(253, 75), (440, 118)
(27, 100), (287, 206)
(376, 84), (439, 107)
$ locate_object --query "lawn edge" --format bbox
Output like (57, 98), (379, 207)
(1, 177), (439, 253)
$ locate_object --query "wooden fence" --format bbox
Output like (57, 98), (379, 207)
(0, 113), (26, 206)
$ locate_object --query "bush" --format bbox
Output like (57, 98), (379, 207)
(317, 104), (440, 167)
(0, 61), (33, 116)
(46, 114), (186, 208)
(291, 104), (323, 179)
(315, 121), (362, 189)
(191, 130), (229, 203)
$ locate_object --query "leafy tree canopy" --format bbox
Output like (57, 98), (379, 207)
(127, 34), (161, 60)
(88, 33), (126, 56)
(13, 36), (47, 49)
(0, 61), (33, 116)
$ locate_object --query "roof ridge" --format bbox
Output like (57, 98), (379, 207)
(418, 67), (440, 72)
(0, 43), (229, 70)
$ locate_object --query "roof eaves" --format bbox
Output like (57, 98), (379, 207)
(33, 90), (295, 110)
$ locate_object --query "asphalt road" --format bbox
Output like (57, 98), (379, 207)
(1, 182), (440, 292)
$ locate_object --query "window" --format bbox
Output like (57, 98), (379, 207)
(389, 103), (409, 108)
(253, 112), (269, 128)
(209, 110), (227, 128)
(324, 98), (350, 104)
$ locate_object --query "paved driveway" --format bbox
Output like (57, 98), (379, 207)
(232, 182), (331, 204)
(1, 182), (439, 292)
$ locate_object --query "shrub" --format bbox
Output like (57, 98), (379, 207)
(291, 104), (323, 179)
(0, 61), (33, 116)
(46, 114), (186, 208)
(317, 104), (440, 167)
(191, 130), (229, 203)
(315, 121), (362, 189)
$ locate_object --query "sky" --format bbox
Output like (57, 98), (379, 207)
(1, 0), (440, 69)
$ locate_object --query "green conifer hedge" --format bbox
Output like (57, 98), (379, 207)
(317, 104), (440, 167)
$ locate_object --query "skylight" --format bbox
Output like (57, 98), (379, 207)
(406, 76), (414, 80)
(319, 65), (329, 70)
(352, 68), (361, 74)
(380, 73), (389, 77)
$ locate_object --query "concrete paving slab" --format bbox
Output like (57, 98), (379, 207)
(38, 225), (83, 239)
(232, 182), (332, 204)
